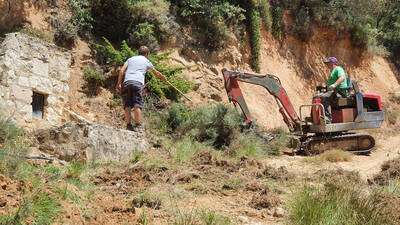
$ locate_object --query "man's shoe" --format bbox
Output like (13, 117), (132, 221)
(126, 123), (134, 131)
(134, 123), (144, 132)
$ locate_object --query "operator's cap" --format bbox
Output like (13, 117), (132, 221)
(323, 56), (338, 64)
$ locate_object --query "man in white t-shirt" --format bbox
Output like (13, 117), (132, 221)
(116, 46), (167, 131)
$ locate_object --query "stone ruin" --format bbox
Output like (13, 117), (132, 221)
(0, 32), (71, 126)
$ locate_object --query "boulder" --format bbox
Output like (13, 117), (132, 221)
(36, 122), (148, 163)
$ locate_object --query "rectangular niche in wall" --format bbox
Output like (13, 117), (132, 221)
(32, 92), (47, 119)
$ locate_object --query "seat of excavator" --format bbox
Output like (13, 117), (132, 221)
(332, 95), (356, 109)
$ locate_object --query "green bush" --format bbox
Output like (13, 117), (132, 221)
(83, 67), (105, 96)
(95, 39), (192, 100)
(91, 0), (132, 42)
(54, 21), (78, 49)
(270, 2), (284, 40)
(129, 22), (159, 51)
(229, 133), (266, 158)
(68, 0), (93, 37)
(166, 103), (242, 148)
(289, 182), (393, 225)
(249, 8), (261, 72)
(259, 0), (272, 31)
(172, 0), (245, 50)
(129, 0), (178, 50)
(167, 103), (191, 131)
(0, 115), (27, 176)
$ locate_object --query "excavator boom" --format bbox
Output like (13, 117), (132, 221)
(222, 69), (301, 131)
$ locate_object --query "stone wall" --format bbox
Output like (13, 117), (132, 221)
(0, 32), (71, 125)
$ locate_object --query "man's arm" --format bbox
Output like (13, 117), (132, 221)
(148, 68), (167, 81)
(330, 76), (345, 89)
(116, 62), (128, 91)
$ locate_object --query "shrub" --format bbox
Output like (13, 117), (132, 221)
(171, 137), (208, 164)
(289, 182), (393, 225)
(178, 104), (242, 148)
(68, 0), (93, 37)
(54, 20), (78, 49)
(91, 0), (132, 42)
(229, 133), (266, 158)
(83, 67), (105, 96)
(249, 8), (261, 72)
(270, 2), (284, 40)
(129, 0), (178, 50)
(95, 39), (192, 100)
(172, 0), (245, 50)
(0, 115), (27, 176)
(167, 103), (191, 131)
(259, 0), (272, 31)
(129, 22), (159, 51)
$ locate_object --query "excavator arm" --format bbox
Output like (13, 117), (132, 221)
(222, 68), (301, 132)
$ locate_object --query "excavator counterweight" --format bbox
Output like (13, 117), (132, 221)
(222, 68), (385, 155)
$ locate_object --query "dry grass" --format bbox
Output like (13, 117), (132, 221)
(305, 149), (353, 163)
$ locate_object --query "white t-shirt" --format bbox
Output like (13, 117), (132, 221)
(124, 55), (154, 85)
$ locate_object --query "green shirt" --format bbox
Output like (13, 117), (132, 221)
(327, 66), (348, 89)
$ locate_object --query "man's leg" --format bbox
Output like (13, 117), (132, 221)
(133, 106), (142, 125)
(123, 83), (135, 131)
(320, 91), (334, 122)
(124, 107), (132, 124)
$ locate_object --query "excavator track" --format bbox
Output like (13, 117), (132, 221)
(300, 133), (375, 155)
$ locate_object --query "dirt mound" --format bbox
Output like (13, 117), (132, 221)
(0, 175), (23, 215)
(261, 165), (293, 181)
(372, 157), (400, 185)
(249, 188), (281, 210)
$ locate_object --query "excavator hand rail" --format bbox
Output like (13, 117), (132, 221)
(299, 103), (327, 124)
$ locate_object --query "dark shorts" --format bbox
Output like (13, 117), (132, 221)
(122, 81), (144, 109)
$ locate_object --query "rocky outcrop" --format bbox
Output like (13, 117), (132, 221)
(36, 122), (148, 163)
(0, 32), (71, 126)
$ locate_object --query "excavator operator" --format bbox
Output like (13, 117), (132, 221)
(320, 56), (349, 123)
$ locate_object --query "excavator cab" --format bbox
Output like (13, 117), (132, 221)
(307, 81), (384, 133)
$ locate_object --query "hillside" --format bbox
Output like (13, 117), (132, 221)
(1, 1), (400, 225)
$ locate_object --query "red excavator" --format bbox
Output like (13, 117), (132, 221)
(222, 68), (385, 155)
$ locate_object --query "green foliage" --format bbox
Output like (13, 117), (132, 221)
(171, 137), (208, 164)
(379, 2), (400, 67)
(129, 0), (178, 50)
(259, 0), (272, 31)
(95, 39), (192, 100)
(32, 193), (61, 225)
(68, 0), (93, 36)
(170, 103), (242, 148)
(270, 3), (284, 40)
(66, 161), (86, 180)
(249, 8), (261, 72)
(0, 115), (27, 176)
(130, 22), (159, 51)
(91, 0), (132, 42)
(167, 103), (192, 130)
(172, 0), (245, 49)
(1, 192), (61, 225)
(83, 67), (105, 96)
(54, 21), (78, 49)
(266, 128), (290, 156)
(289, 182), (393, 225)
(229, 133), (266, 158)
